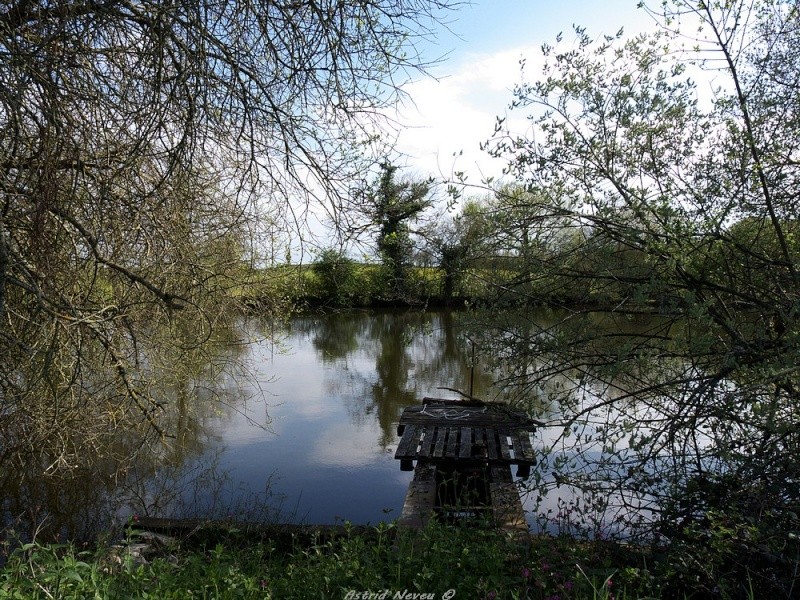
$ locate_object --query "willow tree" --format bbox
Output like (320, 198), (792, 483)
(0, 1), (455, 482)
(484, 1), (800, 593)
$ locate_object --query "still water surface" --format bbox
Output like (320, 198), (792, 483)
(4, 308), (664, 541)
(135, 309), (500, 528)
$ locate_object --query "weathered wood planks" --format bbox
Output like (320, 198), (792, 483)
(395, 400), (535, 536)
(394, 400), (538, 475)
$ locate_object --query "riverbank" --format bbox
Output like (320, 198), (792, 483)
(1, 520), (662, 599)
(237, 262), (617, 313)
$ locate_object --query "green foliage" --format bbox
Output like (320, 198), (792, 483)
(312, 249), (359, 307)
(471, 4), (800, 585)
(657, 473), (800, 598)
(0, 543), (107, 600)
(0, 523), (673, 599)
(361, 163), (432, 300)
(424, 197), (504, 303)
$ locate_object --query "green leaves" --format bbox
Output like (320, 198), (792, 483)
(475, 6), (800, 591)
(360, 163), (432, 301)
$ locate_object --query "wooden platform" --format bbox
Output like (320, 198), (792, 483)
(394, 398), (538, 477)
(394, 398), (537, 537)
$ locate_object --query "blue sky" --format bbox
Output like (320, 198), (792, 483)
(433, 0), (650, 59)
(393, 0), (660, 181)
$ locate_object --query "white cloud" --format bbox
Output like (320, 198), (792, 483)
(310, 421), (387, 468)
(393, 1), (667, 185)
(394, 46), (544, 183)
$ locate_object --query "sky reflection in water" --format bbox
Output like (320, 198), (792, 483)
(167, 310), (494, 526)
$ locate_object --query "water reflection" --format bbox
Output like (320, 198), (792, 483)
(11, 307), (669, 543)
(296, 310), (496, 445)
(235, 310), (499, 526)
(0, 318), (260, 544)
(463, 308), (702, 539)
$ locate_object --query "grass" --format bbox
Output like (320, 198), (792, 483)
(0, 521), (664, 600)
(233, 261), (531, 310)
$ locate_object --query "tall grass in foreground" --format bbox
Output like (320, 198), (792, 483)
(0, 520), (759, 599)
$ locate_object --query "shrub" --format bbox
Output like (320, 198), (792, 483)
(312, 249), (358, 306)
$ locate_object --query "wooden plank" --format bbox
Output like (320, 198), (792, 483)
(132, 517), (377, 543)
(488, 465), (529, 540)
(458, 427), (472, 459)
(399, 463), (437, 528)
(472, 428), (487, 459)
(509, 430), (524, 462)
(515, 429), (536, 463)
(498, 432), (512, 461)
(511, 430), (536, 464)
(485, 428), (499, 461)
(433, 426), (448, 458)
(445, 426), (458, 458)
(417, 426), (436, 458)
(394, 425), (422, 459)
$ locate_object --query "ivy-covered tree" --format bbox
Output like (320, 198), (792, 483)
(362, 163), (432, 300)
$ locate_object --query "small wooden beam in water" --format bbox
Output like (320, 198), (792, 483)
(130, 517), (374, 547)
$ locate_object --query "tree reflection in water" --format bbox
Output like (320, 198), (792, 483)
(1, 309), (526, 543)
(0, 317), (275, 544)
(301, 310), (497, 448)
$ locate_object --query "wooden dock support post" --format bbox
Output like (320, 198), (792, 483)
(398, 462), (437, 528)
(489, 465), (528, 539)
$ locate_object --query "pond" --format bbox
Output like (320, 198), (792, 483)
(2, 307), (674, 542)
(162, 309), (500, 527)
(1, 309), (510, 541)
